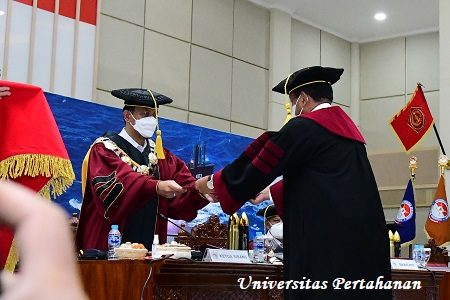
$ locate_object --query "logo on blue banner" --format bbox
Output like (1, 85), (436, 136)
(395, 200), (414, 222)
(394, 179), (416, 243)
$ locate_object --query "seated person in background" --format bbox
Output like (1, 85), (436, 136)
(0, 86), (11, 99)
(257, 205), (283, 253)
(0, 181), (87, 300)
(76, 89), (210, 251)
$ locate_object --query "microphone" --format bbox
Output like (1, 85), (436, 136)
(157, 213), (220, 252)
(157, 212), (198, 241)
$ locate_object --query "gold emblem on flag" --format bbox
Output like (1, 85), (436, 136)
(407, 107), (425, 133)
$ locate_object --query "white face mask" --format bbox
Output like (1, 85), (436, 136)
(290, 103), (297, 117)
(130, 114), (157, 138)
(269, 222), (283, 239)
(291, 95), (304, 117)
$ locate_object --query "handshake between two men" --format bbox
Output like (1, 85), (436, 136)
(154, 175), (270, 206)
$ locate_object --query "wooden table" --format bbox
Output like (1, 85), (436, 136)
(78, 259), (448, 300)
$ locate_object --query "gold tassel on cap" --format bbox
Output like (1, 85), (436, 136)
(283, 73), (293, 125)
(148, 90), (165, 159)
(284, 102), (292, 124)
(155, 129), (165, 159)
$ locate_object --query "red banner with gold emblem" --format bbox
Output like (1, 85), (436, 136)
(0, 80), (75, 271)
(390, 85), (434, 151)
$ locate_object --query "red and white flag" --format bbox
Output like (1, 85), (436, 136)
(2, 0), (97, 99)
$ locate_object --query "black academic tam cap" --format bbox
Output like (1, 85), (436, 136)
(272, 66), (344, 95)
(256, 205), (278, 219)
(111, 88), (173, 108)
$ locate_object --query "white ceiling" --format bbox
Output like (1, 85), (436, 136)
(249, 0), (439, 43)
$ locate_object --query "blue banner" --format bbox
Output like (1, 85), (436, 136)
(394, 179), (416, 243)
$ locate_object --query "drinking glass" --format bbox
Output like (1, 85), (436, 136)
(413, 245), (425, 267)
(423, 248), (431, 266)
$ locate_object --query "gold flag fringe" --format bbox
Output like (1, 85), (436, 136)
(0, 154), (75, 198)
(4, 239), (18, 272)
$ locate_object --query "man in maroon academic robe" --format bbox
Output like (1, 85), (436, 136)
(76, 89), (209, 251)
(197, 66), (392, 300)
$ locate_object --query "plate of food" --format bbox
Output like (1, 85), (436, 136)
(115, 242), (148, 259)
(153, 241), (191, 259)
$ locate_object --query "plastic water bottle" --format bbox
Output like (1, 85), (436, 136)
(253, 232), (265, 263)
(107, 224), (121, 260)
(152, 234), (159, 258)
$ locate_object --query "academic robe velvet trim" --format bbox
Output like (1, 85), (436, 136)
(244, 132), (271, 159)
(251, 140), (285, 174)
(301, 106), (365, 144)
(213, 170), (243, 214)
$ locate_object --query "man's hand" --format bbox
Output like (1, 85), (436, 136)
(203, 193), (219, 203)
(0, 180), (88, 300)
(195, 176), (211, 194)
(0, 86), (11, 99)
(156, 180), (186, 198)
(249, 188), (270, 205)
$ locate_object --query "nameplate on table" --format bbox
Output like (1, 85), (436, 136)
(203, 249), (251, 263)
(390, 259), (420, 270)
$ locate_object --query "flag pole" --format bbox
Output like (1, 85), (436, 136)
(416, 83), (446, 156)
(408, 157), (417, 258)
(439, 155), (448, 176)
(409, 156), (417, 183)
(433, 124), (446, 156)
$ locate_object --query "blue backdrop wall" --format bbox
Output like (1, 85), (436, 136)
(46, 93), (270, 240)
